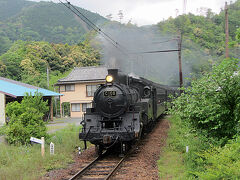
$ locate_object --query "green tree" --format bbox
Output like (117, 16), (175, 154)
(0, 40), (100, 88)
(5, 92), (49, 145)
(0, 36), (12, 55)
(170, 58), (240, 141)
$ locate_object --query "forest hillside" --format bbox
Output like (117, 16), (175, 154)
(0, 0), (106, 55)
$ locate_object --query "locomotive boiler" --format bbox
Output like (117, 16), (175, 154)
(79, 69), (177, 154)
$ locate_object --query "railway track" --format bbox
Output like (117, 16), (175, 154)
(69, 151), (126, 180)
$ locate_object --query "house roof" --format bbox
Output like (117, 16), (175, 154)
(0, 77), (62, 98)
(57, 66), (108, 84)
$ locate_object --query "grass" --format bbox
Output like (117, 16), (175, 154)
(0, 124), (85, 180)
(158, 151), (187, 179)
(47, 125), (65, 132)
(158, 116), (187, 179)
(158, 116), (212, 179)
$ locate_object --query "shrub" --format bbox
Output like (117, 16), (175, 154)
(195, 136), (240, 179)
(5, 92), (49, 145)
(170, 58), (240, 141)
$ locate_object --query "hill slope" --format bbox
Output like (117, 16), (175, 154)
(0, 0), (107, 54)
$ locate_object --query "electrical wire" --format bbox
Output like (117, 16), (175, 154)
(64, 0), (117, 45)
(59, 0), (181, 57)
(59, 0), (129, 55)
(137, 49), (180, 54)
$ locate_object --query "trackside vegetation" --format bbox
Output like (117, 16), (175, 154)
(0, 93), (85, 179)
(0, 125), (84, 180)
(158, 58), (240, 179)
(172, 58), (240, 141)
(5, 92), (49, 145)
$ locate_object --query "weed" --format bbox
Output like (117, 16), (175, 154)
(0, 124), (84, 180)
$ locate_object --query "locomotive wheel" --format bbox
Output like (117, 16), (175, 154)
(95, 145), (103, 156)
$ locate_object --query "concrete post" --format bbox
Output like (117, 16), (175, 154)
(0, 93), (5, 125)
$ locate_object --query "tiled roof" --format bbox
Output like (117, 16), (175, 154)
(58, 66), (107, 83)
(0, 77), (62, 98)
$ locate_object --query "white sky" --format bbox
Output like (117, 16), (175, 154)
(34, 0), (236, 26)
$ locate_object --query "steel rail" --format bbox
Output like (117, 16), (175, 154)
(105, 156), (125, 180)
(68, 155), (101, 180)
(68, 151), (126, 180)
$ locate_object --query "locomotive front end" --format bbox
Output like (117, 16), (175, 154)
(94, 83), (128, 119)
(79, 69), (141, 154)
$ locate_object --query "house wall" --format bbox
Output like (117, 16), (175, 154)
(0, 93), (5, 125)
(60, 81), (105, 118)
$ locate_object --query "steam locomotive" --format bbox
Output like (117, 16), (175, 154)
(79, 69), (178, 154)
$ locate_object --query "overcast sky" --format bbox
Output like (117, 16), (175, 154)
(33, 0), (236, 26)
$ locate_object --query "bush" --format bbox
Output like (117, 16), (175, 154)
(5, 92), (49, 145)
(170, 58), (240, 141)
(195, 136), (240, 179)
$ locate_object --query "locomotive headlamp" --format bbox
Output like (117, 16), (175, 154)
(106, 75), (113, 83)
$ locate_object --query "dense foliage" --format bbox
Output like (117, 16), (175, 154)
(5, 93), (49, 145)
(170, 58), (240, 140)
(0, 40), (100, 88)
(195, 137), (240, 179)
(0, 0), (106, 55)
(158, 115), (240, 179)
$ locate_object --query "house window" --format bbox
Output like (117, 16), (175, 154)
(82, 103), (91, 112)
(66, 84), (75, 91)
(60, 84), (75, 92)
(71, 103), (80, 112)
(86, 85), (99, 97)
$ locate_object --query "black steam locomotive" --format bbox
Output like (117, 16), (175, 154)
(79, 69), (178, 154)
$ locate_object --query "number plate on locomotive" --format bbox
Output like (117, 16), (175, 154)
(104, 91), (116, 97)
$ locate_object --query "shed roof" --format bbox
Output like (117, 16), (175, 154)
(0, 77), (62, 98)
(57, 66), (107, 84)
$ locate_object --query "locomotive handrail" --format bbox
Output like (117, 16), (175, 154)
(84, 126), (92, 139)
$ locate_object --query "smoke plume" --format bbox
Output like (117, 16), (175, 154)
(94, 22), (212, 86)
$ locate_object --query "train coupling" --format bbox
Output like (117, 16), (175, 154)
(103, 135), (112, 144)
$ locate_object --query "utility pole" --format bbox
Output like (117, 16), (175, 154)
(183, 0), (187, 14)
(177, 33), (183, 90)
(47, 65), (49, 88)
(176, 9), (179, 17)
(225, 2), (229, 58)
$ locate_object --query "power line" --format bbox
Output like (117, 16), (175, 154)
(59, 0), (183, 57)
(59, 0), (129, 55)
(136, 49), (180, 54)
(65, 0), (117, 45)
